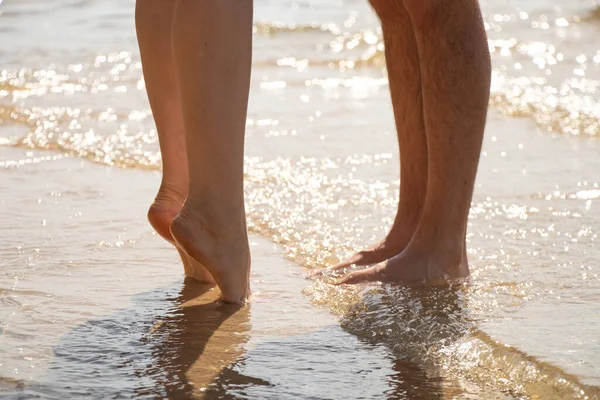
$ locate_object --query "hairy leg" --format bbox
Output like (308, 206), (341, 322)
(332, 0), (427, 271)
(341, 0), (490, 285)
(135, 0), (213, 283)
(169, 0), (253, 303)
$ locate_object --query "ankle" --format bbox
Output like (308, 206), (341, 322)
(386, 208), (422, 242)
(409, 223), (465, 260)
(179, 197), (247, 239)
(153, 181), (187, 209)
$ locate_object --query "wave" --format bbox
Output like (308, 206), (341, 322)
(0, 153), (67, 170)
(490, 72), (600, 137)
(3, 36), (600, 138)
(3, 71), (599, 140)
(254, 20), (343, 36)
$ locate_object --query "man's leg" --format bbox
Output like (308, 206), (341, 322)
(332, 0), (428, 270)
(341, 0), (490, 284)
(135, 0), (213, 283)
(170, 0), (253, 303)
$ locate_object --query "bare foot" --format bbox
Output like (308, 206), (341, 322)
(148, 185), (215, 284)
(324, 219), (417, 274)
(170, 202), (251, 304)
(337, 242), (469, 286)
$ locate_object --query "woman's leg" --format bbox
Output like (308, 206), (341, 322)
(136, 0), (213, 283)
(170, 0), (253, 304)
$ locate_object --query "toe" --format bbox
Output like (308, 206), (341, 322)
(330, 251), (371, 272)
(220, 288), (250, 305)
(308, 253), (362, 277)
(336, 264), (385, 285)
(330, 259), (357, 272)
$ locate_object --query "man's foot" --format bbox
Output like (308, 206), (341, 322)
(337, 241), (469, 286)
(327, 218), (418, 272)
(147, 185), (215, 284)
(170, 202), (251, 304)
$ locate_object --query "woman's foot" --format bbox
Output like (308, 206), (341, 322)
(148, 185), (215, 284)
(170, 200), (251, 304)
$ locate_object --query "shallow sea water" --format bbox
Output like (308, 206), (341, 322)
(1, 0), (599, 399)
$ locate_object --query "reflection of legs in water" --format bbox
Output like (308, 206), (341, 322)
(152, 278), (250, 397)
(390, 358), (444, 398)
(333, 0), (427, 271)
(169, 0), (253, 303)
(136, 0), (213, 283)
(351, 286), (464, 398)
(340, 0), (490, 284)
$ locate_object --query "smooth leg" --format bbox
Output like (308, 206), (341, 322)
(169, 0), (253, 304)
(341, 0), (490, 284)
(332, 0), (427, 271)
(136, 0), (213, 283)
